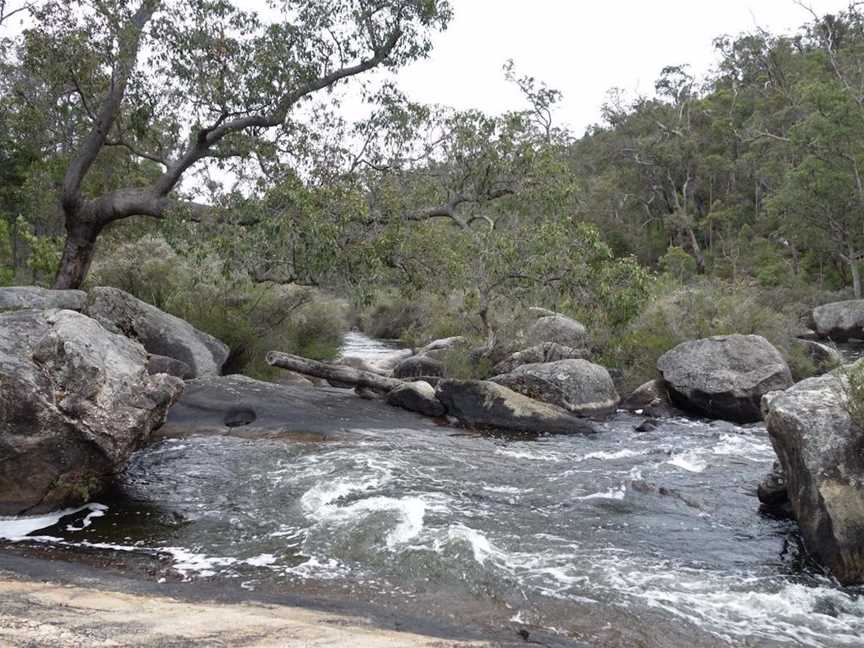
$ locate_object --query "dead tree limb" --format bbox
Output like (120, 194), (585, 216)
(266, 351), (404, 393)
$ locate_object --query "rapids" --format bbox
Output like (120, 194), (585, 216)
(3, 334), (864, 647)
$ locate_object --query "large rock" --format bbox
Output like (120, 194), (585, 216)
(435, 380), (595, 435)
(527, 314), (587, 348)
(0, 309), (183, 515)
(157, 375), (448, 440)
(393, 354), (446, 380)
(0, 286), (86, 312)
(493, 342), (589, 375)
(657, 335), (793, 423)
(762, 365), (864, 584)
(386, 381), (446, 417)
(491, 359), (620, 417)
(619, 379), (685, 418)
(812, 300), (864, 341)
(84, 287), (229, 378)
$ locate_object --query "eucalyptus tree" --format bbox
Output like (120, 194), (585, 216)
(12, 0), (450, 288)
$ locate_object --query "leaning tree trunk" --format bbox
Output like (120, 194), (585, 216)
(53, 220), (102, 290)
(851, 258), (862, 299)
(266, 351), (404, 393)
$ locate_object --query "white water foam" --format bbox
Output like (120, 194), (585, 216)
(576, 486), (627, 501)
(668, 449), (709, 473)
(0, 503), (107, 540)
(579, 449), (646, 462)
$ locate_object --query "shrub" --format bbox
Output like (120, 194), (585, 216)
(659, 246), (697, 282)
(90, 235), (350, 379)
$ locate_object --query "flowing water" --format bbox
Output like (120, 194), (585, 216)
(3, 334), (864, 647)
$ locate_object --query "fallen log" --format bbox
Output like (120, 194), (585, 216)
(266, 351), (404, 393)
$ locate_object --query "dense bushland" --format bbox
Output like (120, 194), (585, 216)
(1, 2), (862, 386)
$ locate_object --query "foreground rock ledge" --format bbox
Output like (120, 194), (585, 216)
(0, 577), (484, 648)
(762, 364), (864, 585)
(0, 309), (183, 515)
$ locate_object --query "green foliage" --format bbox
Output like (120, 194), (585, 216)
(659, 246), (697, 282)
(439, 347), (493, 381)
(91, 234), (349, 378)
(17, 216), (61, 283)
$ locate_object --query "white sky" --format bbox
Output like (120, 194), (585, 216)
(389, 0), (854, 134)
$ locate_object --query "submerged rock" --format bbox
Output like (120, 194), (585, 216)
(491, 359), (619, 417)
(0, 286), (86, 312)
(435, 379), (595, 435)
(762, 364), (864, 584)
(812, 300), (864, 341)
(386, 381), (446, 418)
(657, 335), (793, 423)
(84, 287), (229, 378)
(0, 309), (182, 515)
(492, 342), (589, 375)
(527, 314), (588, 348)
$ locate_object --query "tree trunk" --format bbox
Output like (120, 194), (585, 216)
(685, 226), (706, 274)
(266, 351), (404, 393)
(852, 258), (862, 299)
(53, 221), (102, 290)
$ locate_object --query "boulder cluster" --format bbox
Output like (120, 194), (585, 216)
(0, 286), (229, 514)
(3, 288), (864, 587)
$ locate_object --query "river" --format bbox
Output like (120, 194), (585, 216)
(2, 333), (864, 647)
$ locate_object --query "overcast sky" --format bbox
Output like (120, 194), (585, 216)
(389, 0), (854, 134)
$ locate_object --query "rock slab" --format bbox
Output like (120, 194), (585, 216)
(491, 359), (619, 417)
(436, 379), (595, 435)
(0, 309), (182, 514)
(84, 287), (229, 378)
(386, 381), (446, 417)
(0, 286), (86, 312)
(762, 365), (864, 585)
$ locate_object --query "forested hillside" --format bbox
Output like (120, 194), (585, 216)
(1, 1), (862, 386)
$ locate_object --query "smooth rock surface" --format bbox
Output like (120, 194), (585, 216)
(435, 380), (595, 435)
(146, 354), (194, 380)
(84, 287), (229, 378)
(0, 309), (182, 514)
(491, 359), (620, 417)
(657, 334), (793, 423)
(762, 365), (864, 584)
(493, 342), (589, 375)
(157, 375), (450, 441)
(812, 300), (864, 341)
(0, 287), (86, 312)
(386, 381), (446, 417)
(526, 314), (588, 348)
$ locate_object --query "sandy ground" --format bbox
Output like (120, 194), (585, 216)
(0, 578), (487, 648)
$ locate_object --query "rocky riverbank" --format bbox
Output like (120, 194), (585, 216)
(0, 572), (484, 648)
